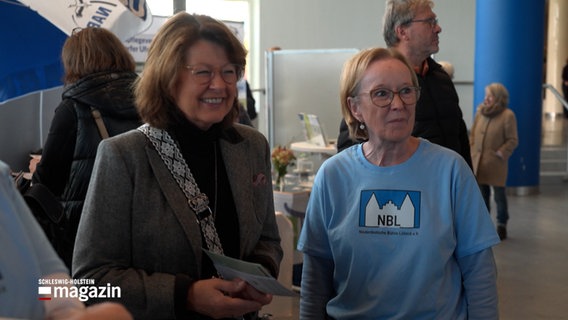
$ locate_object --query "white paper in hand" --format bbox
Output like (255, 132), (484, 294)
(203, 249), (298, 297)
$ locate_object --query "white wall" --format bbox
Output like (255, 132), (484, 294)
(0, 87), (62, 171)
(0, 0), (477, 170)
(249, 0), (476, 138)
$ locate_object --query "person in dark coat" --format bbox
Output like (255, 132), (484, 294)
(32, 27), (141, 269)
(337, 0), (472, 169)
(245, 81), (257, 121)
(562, 58), (568, 118)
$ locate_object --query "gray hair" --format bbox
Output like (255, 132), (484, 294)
(383, 0), (434, 47)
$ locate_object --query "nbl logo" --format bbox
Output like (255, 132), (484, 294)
(359, 190), (421, 228)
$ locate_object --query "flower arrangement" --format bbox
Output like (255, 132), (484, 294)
(271, 145), (296, 191)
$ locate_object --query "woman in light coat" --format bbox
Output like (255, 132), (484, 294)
(470, 82), (518, 240)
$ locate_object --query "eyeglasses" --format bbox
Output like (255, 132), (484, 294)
(356, 86), (421, 108)
(409, 17), (438, 28)
(184, 63), (244, 84)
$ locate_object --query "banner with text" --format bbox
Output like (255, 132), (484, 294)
(17, 0), (152, 40)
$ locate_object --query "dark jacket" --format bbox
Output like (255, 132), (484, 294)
(33, 71), (141, 268)
(337, 58), (472, 168)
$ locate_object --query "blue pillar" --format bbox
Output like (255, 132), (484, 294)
(474, 0), (546, 191)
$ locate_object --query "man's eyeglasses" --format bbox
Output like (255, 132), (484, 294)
(356, 86), (421, 108)
(184, 63), (244, 84)
(409, 17), (438, 28)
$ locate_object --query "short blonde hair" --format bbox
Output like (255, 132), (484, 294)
(340, 47), (418, 141)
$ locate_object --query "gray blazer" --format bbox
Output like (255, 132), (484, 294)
(72, 124), (282, 319)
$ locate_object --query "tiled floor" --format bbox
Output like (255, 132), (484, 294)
(263, 116), (568, 319)
(496, 115), (568, 320)
(495, 182), (568, 320)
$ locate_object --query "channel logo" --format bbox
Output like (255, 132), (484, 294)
(38, 286), (52, 300)
(37, 279), (121, 302)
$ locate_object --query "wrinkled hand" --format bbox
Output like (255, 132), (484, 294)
(187, 278), (273, 319)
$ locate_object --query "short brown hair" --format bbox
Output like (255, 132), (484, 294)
(340, 47), (418, 141)
(61, 28), (135, 84)
(135, 12), (247, 129)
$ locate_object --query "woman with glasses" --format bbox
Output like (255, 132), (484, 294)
(297, 48), (500, 319)
(337, 0), (473, 173)
(72, 12), (282, 319)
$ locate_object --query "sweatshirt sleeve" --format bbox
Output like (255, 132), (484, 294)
(457, 248), (499, 320)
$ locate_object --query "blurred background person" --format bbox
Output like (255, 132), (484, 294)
(27, 148), (42, 178)
(298, 47), (499, 319)
(438, 60), (454, 79)
(32, 27), (141, 268)
(337, 0), (472, 170)
(0, 160), (132, 320)
(237, 101), (253, 126)
(236, 80), (256, 127)
(244, 81), (257, 122)
(11, 148), (42, 194)
(470, 82), (518, 240)
(562, 57), (568, 118)
(72, 13), (282, 319)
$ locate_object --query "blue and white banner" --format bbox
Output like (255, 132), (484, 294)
(18, 0), (152, 40)
(0, 0), (152, 103)
(0, 1), (66, 103)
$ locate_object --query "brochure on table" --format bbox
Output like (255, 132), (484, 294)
(298, 112), (328, 147)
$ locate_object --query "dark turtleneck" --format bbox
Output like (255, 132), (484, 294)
(168, 118), (240, 278)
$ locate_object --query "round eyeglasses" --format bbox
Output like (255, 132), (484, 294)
(356, 86), (421, 108)
(184, 63), (244, 84)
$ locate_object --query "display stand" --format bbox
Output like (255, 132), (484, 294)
(273, 187), (310, 289)
(272, 142), (336, 289)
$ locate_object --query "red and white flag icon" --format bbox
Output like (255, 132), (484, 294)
(38, 286), (52, 300)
